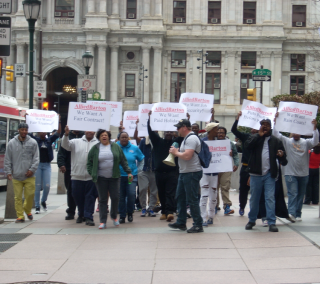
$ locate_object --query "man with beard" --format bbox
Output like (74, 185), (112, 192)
(245, 119), (286, 232)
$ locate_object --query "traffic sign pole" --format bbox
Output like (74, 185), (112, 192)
(260, 65), (263, 103)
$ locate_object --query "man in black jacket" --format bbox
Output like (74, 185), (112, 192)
(57, 131), (83, 220)
(244, 119), (286, 232)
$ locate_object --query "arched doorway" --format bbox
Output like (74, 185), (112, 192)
(45, 67), (78, 130)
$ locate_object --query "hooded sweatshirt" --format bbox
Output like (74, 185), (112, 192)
(61, 134), (98, 181)
(4, 135), (39, 181)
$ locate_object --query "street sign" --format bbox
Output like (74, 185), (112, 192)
(14, 63), (25, 77)
(0, 1), (12, 14)
(77, 75), (96, 95)
(0, 17), (11, 56)
(34, 81), (47, 98)
(252, 69), (271, 76)
(253, 75), (271, 82)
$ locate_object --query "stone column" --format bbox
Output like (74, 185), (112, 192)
(6, 45), (16, 97)
(16, 43), (26, 104)
(153, 47), (162, 103)
(193, 0), (201, 23)
(74, 0), (81, 25)
(100, 0), (107, 14)
(112, 0), (119, 16)
(110, 46), (119, 101)
(143, 0), (151, 16)
(88, 0), (95, 13)
(97, 44), (107, 99)
(273, 51), (283, 100)
(46, 0), (53, 25)
(261, 51), (272, 105)
(155, 0), (162, 16)
(17, 0), (23, 13)
(226, 51), (236, 105)
(86, 44), (95, 75)
(142, 47), (150, 103)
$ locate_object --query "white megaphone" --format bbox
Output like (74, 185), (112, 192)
(163, 142), (179, 167)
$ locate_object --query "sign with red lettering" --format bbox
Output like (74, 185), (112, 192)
(26, 109), (59, 132)
(138, 104), (153, 137)
(87, 101), (122, 127)
(123, 111), (139, 137)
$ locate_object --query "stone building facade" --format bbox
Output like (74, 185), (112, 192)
(3, 0), (320, 131)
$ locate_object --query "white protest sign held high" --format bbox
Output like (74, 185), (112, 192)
(26, 109), (59, 133)
(203, 140), (233, 174)
(179, 93), (213, 122)
(138, 104), (153, 137)
(123, 111), (139, 137)
(87, 101), (122, 127)
(274, 101), (318, 135)
(150, 103), (187, 131)
(67, 102), (111, 132)
(130, 140), (137, 146)
(238, 99), (277, 130)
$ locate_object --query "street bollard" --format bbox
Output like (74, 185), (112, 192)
(4, 180), (17, 219)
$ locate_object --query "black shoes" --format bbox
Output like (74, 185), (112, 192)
(76, 216), (84, 223)
(119, 218), (125, 224)
(168, 222), (187, 231)
(41, 201), (47, 211)
(86, 219), (95, 226)
(245, 222), (256, 230)
(65, 215), (75, 220)
(128, 213), (133, 222)
(187, 225), (204, 233)
(269, 224), (279, 232)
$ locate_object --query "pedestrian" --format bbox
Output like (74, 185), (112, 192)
(245, 118), (287, 232)
(304, 143), (320, 205)
(168, 119), (204, 233)
(57, 130), (83, 220)
(199, 122), (219, 226)
(26, 115), (61, 214)
(61, 126), (99, 226)
(274, 113), (319, 221)
(231, 111), (258, 216)
(216, 126), (239, 215)
(87, 129), (133, 229)
(4, 123), (39, 223)
(117, 132), (144, 224)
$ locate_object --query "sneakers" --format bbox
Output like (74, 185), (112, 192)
(296, 217), (302, 222)
(65, 215), (74, 220)
(119, 218), (125, 224)
(99, 223), (106, 229)
(128, 213), (133, 222)
(113, 219), (120, 226)
(166, 214), (174, 222)
(262, 220), (268, 227)
(286, 214), (296, 223)
(269, 224), (279, 232)
(239, 208), (245, 216)
(224, 205), (234, 215)
(141, 209), (147, 217)
(148, 209), (156, 217)
(86, 219), (95, 226)
(245, 222), (256, 230)
(202, 221), (208, 227)
(35, 207), (40, 214)
(15, 218), (25, 223)
(41, 201), (47, 211)
(207, 218), (213, 225)
(160, 214), (167, 220)
(187, 225), (204, 233)
(76, 216), (83, 223)
(168, 222), (187, 231)
(27, 214), (33, 221)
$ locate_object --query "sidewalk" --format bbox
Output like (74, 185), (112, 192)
(0, 167), (320, 284)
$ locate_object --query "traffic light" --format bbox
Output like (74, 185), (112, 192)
(6, 65), (13, 82)
(42, 102), (49, 110)
(0, 58), (2, 78)
(247, 88), (257, 101)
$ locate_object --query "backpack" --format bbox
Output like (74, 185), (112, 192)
(184, 134), (211, 168)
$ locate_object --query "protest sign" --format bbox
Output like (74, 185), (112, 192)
(130, 140), (137, 146)
(67, 102), (111, 132)
(138, 104), (153, 137)
(150, 103), (187, 131)
(179, 93), (213, 122)
(202, 140), (233, 173)
(238, 99), (277, 130)
(123, 111), (139, 137)
(274, 101), (318, 135)
(87, 101), (122, 127)
(26, 109), (59, 132)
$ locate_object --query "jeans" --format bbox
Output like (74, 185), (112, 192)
(119, 176), (137, 219)
(305, 168), (319, 204)
(248, 172), (276, 225)
(200, 174), (218, 220)
(64, 170), (76, 217)
(239, 165), (250, 210)
(138, 171), (158, 210)
(176, 171), (203, 227)
(285, 175), (309, 218)
(34, 162), (51, 208)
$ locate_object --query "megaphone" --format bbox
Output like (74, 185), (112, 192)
(163, 142), (179, 167)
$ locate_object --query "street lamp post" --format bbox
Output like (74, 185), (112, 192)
(54, 92), (63, 114)
(139, 65), (148, 104)
(23, 0), (41, 110)
(197, 49), (208, 93)
(82, 51), (94, 75)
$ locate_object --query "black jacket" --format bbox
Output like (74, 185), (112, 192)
(231, 120), (251, 164)
(245, 133), (287, 178)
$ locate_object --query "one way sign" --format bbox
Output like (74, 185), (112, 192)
(14, 63), (25, 77)
(252, 75), (271, 82)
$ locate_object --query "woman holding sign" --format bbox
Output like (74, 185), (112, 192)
(117, 132), (144, 224)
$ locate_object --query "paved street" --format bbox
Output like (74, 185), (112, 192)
(0, 165), (320, 284)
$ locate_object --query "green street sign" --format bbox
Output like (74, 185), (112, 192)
(252, 69), (271, 76)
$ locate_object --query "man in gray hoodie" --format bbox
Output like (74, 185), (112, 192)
(4, 123), (39, 223)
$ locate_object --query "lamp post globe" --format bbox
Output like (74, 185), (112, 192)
(22, 0), (41, 110)
(82, 51), (94, 75)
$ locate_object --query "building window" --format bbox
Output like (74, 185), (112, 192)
(243, 2), (256, 24)
(290, 54), (305, 71)
(127, 0), (137, 19)
(208, 1), (221, 24)
(55, 0), (74, 17)
(290, 76), (305, 96)
(292, 5), (306, 27)
(171, 51), (186, 68)
(240, 74), (255, 104)
(125, 74), (135, 97)
(171, 73), (186, 102)
(173, 1), (186, 23)
(206, 51), (221, 68)
(206, 73), (221, 104)
(241, 52), (256, 68)
(127, 52), (135, 60)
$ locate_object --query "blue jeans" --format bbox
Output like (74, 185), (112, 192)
(248, 172), (276, 225)
(176, 171), (203, 227)
(285, 175), (309, 218)
(119, 176), (137, 219)
(34, 162), (51, 208)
